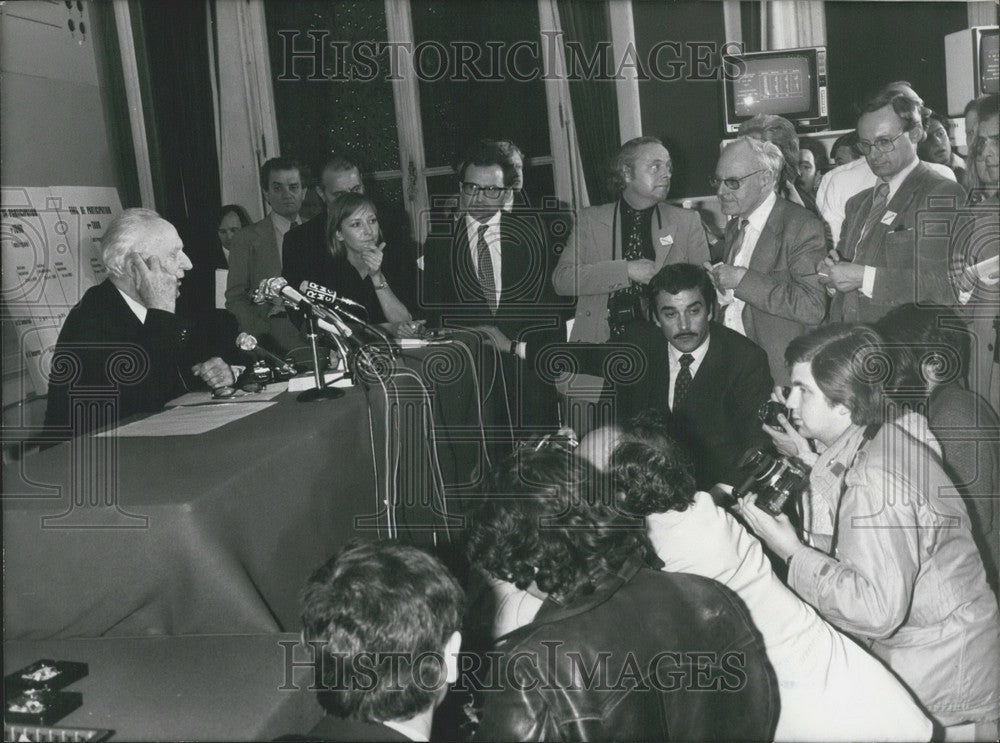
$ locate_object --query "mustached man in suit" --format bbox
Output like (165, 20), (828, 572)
(822, 82), (966, 323)
(422, 139), (566, 437)
(553, 136), (710, 344)
(610, 263), (773, 490)
(298, 540), (464, 742)
(706, 137), (828, 385)
(225, 157), (308, 354)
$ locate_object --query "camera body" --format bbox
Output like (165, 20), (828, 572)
(607, 291), (648, 327)
(733, 448), (810, 516)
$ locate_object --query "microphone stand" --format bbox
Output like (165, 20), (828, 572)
(297, 312), (345, 402)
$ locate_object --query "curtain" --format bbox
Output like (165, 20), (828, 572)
(762, 1), (826, 50)
(210, 0), (281, 223)
(555, 0), (621, 206)
(538, 0), (590, 210)
(127, 0), (222, 316)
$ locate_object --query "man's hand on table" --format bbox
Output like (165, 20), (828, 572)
(192, 357), (235, 390)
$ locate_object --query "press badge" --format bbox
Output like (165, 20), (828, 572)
(880, 211), (897, 225)
(659, 235), (674, 246)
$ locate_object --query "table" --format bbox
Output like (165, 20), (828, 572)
(2, 633), (324, 741)
(3, 341), (487, 640)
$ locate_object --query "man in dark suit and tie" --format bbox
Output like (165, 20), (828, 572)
(225, 157), (307, 354)
(612, 263), (773, 489)
(706, 136), (828, 384)
(823, 83), (966, 323)
(422, 139), (566, 435)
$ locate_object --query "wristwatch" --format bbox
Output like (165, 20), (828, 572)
(373, 278), (388, 290)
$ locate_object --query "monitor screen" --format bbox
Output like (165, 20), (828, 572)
(980, 29), (999, 95)
(732, 55), (813, 118)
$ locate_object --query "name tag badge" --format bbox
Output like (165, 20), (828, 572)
(880, 211), (897, 226)
(659, 235), (674, 246)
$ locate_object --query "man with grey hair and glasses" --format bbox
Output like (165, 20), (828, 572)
(705, 136), (828, 384)
(44, 208), (235, 440)
(822, 82), (967, 323)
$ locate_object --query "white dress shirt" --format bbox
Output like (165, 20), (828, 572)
(668, 333), (710, 410)
(722, 191), (777, 337)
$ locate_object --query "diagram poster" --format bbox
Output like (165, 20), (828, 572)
(1, 186), (122, 396)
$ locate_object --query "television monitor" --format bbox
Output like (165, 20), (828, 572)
(721, 46), (829, 134)
(945, 26), (999, 116)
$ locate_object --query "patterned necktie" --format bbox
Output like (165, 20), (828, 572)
(673, 353), (695, 410)
(854, 182), (890, 258)
(476, 223), (497, 313)
(726, 218), (749, 263)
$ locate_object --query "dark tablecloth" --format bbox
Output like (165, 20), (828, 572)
(2, 633), (324, 741)
(3, 340), (487, 640)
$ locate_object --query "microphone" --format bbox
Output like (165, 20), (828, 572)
(236, 332), (296, 375)
(255, 277), (353, 337)
(300, 281), (365, 310)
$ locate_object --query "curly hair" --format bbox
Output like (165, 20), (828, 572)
(612, 434), (697, 518)
(301, 539), (464, 723)
(466, 443), (649, 602)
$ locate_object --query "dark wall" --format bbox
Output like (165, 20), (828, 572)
(825, 2), (969, 127)
(633, 1), (727, 198)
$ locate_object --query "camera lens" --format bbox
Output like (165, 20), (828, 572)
(758, 400), (789, 428)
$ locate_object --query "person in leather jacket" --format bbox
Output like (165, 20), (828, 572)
(465, 436), (779, 742)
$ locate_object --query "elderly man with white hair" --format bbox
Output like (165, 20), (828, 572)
(704, 135), (828, 383)
(44, 208), (234, 440)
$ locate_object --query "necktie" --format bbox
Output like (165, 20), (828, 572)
(726, 218), (749, 263)
(854, 182), (890, 259)
(476, 224), (497, 313)
(673, 353), (695, 410)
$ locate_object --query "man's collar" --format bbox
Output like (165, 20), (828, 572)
(269, 211), (297, 231)
(465, 210), (502, 232)
(881, 156), (920, 197)
(620, 192), (658, 213)
(116, 285), (147, 324)
(382, 719), (428, 741)
(667, 331), (710, 365)
(743, 190), (777, 230)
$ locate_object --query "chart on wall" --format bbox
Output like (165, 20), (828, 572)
(1, 186), (122, 396)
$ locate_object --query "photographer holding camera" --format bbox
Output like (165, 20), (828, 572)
(738, 324), (1000, 740)
(553, 136), (710, 342)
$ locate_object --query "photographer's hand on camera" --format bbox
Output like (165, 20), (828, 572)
(762, 385), (818, 467)
(626, 259), (657, 284)
(739, 493), (807, 563)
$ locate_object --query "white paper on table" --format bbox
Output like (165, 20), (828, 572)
(95, 401), (276, 437)
(286, 372), (354, 392)
(166, 385), (287, 407)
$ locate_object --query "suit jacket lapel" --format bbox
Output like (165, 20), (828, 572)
(856, 164), (923, 265)
(452, 220), (483, 305)
(747, 200), (781, 274)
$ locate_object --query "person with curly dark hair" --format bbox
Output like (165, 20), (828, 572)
(297, 539), (464, 742)
(581, 419), (932, 742)
(466, 438), (779, 742)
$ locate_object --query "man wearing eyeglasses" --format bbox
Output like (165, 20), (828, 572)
(422, 139), (565, 435)
(704, 136), (827, 384)
(823, 83), (967, 324)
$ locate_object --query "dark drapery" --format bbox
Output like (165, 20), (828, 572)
(129, 0), (223, 315)
(556, 0), (621, 206)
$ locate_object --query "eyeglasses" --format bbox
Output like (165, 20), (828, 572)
(460, 182), (511, 199)
(709, 169), (765, 191)
(856, 130), (908, 155)
(327, 184), (365, 196)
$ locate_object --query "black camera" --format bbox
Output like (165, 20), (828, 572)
(607, 291), (647, 326)
(757, 386), (791, 428)
(733, 448), (810, 516)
